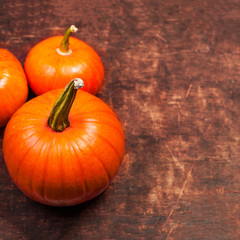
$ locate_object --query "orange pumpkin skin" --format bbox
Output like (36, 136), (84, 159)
(0, 49), (28, 127)
(3, 89), (124, 206)
(24, 36), (104, 96)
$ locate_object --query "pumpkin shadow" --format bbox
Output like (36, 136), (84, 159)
(0, 180), (104, 239)
(27, 85), (37, 101)
(0, 149), (105, 239)
(0, 126), (4, 138)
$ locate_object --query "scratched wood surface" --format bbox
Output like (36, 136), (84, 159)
(0, 0), (240, 239)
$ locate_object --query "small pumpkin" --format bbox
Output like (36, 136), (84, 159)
(0, 48), (28, 127)
(3, 78), (124, 206)
(24, 25), (104, 96)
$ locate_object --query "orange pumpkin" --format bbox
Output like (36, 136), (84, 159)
(3, 78), (124, 206)
(24, 25), (104, 96)
(0, 48), (28, 127)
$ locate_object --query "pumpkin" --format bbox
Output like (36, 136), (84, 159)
(3, 78), (124, 206)
(0, 48), (28, 127)
(24, 25), (104, 96)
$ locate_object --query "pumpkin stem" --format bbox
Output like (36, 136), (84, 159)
(58, 25), (78, 54)
(48, 78), (84, 132)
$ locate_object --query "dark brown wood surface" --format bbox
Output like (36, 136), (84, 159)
(0, 0), (239, 239)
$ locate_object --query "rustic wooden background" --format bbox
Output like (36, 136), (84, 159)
(0, 0), (240, 239)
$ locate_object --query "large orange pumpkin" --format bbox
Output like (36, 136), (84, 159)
(3, 79), (124, 206)
(24, 25), (104, 96)
(0, 48), (28, 127)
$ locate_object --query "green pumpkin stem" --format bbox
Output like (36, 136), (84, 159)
(48, 78), (84, 132)
(59, 25), (78, 53)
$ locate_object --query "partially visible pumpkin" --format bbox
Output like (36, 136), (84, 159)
(3, 78), (124, 206)
(0, 48), (28, 127)
(24, 25), (104, 96)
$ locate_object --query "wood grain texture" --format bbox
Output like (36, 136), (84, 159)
(0, 0), (240, 239)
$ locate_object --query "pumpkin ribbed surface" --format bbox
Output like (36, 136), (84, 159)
(3, 89), (124, 206)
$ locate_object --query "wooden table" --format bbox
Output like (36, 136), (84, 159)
(0, 0), (239, 239)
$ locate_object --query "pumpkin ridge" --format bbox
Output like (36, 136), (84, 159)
(29, 137), (52, 201)
(53, 54), (63, 90)
(70, 141), (88, 200)
(78, 130), (111, 183)
(51, 60), (59, 92)
(28, 139), (47, 198)
(59, 141), (66, 205)
(42, 137), (54, 203)
(80, 127), (122, 162)
(88, 58), (103, 93)
(15, 135), (42, 186)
